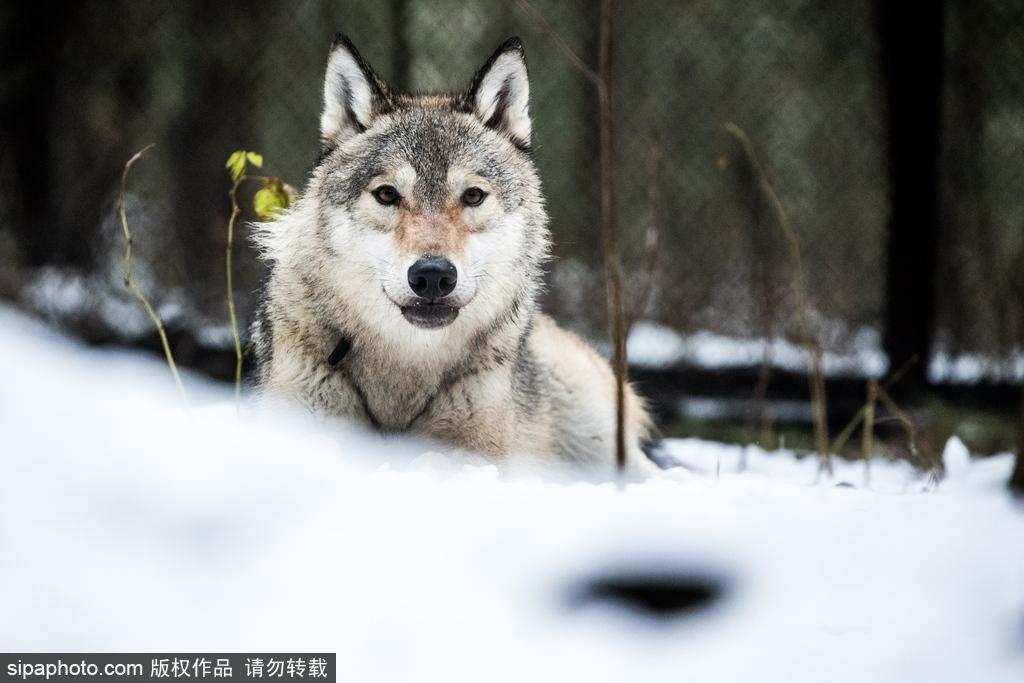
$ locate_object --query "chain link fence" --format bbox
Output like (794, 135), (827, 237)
(1, 0), (1022, 392)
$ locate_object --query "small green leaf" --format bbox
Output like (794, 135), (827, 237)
(226, 150), (247, 182)
(245, 151), (264, 168)
(253, 178), (290, 220)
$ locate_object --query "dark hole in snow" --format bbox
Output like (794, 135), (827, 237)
(569, 571), (725, 619)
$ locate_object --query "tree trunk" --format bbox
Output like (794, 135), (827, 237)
(876, 1), (944, 395)
(1, 0), (66, 267)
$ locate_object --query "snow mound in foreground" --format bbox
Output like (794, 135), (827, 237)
(1, 307), (1022, 683)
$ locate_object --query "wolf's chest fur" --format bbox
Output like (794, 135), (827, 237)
(324, 315), (524, 434)
(338, 345), (457, 432)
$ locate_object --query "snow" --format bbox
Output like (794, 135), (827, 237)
(19, 265), (234, 348)
(194, 323), (239, 349)
(627, 321), (889, 378)
(21, 265), (173, 339)
(929, 345), (1024, 384)
(1, 305), (1022, 682)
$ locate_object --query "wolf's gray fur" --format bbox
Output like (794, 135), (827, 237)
(251, 35), (657, 475)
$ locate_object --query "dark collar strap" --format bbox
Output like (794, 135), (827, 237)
(328, 335), (352, 366)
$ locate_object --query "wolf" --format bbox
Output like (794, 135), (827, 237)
(251, 34), (660, 476)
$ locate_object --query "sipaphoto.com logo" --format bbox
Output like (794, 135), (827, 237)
(6, 658), (142, 680)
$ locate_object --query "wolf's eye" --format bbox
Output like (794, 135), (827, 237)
(461, 187), (487, 207)
(372, 185), (401, 206)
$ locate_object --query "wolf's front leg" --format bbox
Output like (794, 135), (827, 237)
(263, 355), (376, 428)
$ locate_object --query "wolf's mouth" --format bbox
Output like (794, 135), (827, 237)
(400, 302), (459, 329)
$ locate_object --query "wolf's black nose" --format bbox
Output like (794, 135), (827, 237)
(408, 257), (458, 300)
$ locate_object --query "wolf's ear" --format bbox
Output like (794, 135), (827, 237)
(466, 37), (531, 147)
(321, 34), (389, 145)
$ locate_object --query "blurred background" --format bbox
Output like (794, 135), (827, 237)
(1, 0), (1022, 465)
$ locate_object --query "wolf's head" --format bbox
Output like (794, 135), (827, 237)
(258, 36), (549, 356)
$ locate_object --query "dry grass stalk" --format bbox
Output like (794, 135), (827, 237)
(861, 380), (878, 486)
(874, 383), (938, 477)
(118, 144), (186, 401)
(723, 122), (830, 472)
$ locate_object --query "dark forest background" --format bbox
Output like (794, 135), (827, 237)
(1, 1), (1023, 472)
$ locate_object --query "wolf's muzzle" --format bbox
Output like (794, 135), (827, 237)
(401, 257), (460, 329)
(407, 256), (457, 301)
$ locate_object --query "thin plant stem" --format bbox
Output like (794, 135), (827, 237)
(118, 144), (186, 402)
(830, 404), (867, 456)
(830, 356), (917, 461)
(226, 177), (244, 404)
(598, 0), (626, 475)
(224, 171), (292, 405)
(861, 380), (878, 486)
(875, 383), (937, 477)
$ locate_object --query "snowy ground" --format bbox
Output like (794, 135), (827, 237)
(1, 306), (1022, 682)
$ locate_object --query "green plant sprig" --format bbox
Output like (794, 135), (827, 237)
(224, 151), (291, 403)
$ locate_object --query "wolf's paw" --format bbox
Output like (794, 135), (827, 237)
(410, 450), (459, 471)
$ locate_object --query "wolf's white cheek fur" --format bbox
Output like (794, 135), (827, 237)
(465, 215), (526, 311)
(367, 233), (413, 306)
(323, 207), (401, 310)
(325, 207), (356, 254)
